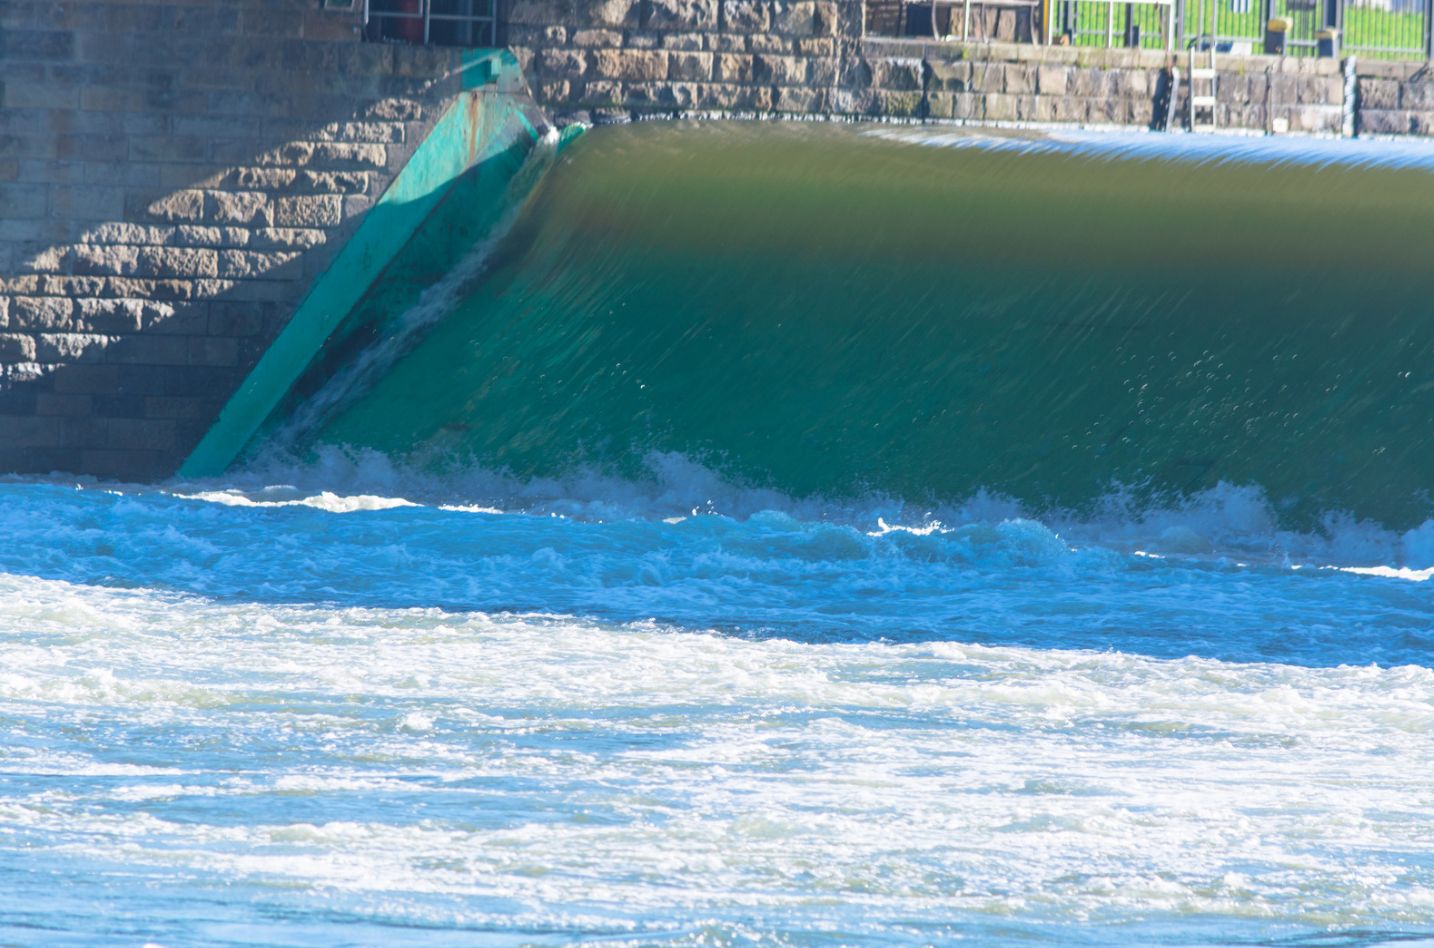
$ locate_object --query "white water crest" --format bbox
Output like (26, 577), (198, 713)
(4, 472), (1434, 943)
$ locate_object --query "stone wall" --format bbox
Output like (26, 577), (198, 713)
(1355, 60), (1434, 136)
(5, 0), (1434, 482)
(505, 4), (1349, 133)
(0, 0), (472, 479)
(911, 43), (1345, 133)
(506, 0), (865, 117)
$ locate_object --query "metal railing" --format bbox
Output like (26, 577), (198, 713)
(1050, 0), (1178, 49)
(873, 0), (1434, 57)
(363, 0), (498, 47)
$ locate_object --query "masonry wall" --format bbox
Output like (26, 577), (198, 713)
(507, 0), (866, 117)
(1356, 60), (1434, 135)
(0, 0), (471, 479)
(5, 0), (1434, 482)
(503, 2), (1359, 132)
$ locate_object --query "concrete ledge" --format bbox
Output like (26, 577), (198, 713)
(180, 52), (548, 478)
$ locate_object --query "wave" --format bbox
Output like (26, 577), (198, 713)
(246, 121), (1434, 532)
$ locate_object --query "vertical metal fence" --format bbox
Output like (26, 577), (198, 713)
(1051, 0), (1177, 48)
(875, 0), (1433, 57)
(363, 0), (499, 47)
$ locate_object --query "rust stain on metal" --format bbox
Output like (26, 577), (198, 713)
(465, 93), (482, 166)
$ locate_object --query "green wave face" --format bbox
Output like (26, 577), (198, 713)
(294, 122), (1434, 528)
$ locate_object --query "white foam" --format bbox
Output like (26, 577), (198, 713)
(2, 570), (1433, 939)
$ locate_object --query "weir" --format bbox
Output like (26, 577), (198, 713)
(179, 52), (557, 478)
(243, 122), (1434, 530)
(4, 0), (1434, 490)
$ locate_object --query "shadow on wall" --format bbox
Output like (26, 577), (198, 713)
(0, 20), (469, 481)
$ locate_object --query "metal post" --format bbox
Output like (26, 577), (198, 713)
(1427, 0), (1433, 58)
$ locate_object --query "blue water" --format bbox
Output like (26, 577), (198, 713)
(3, 462), (1434, 946)
(9, 124), (1434, 944)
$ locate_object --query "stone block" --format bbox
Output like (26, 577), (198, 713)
(670, 51), (715, 81)
(274, 195), (342, 228)
(140, 190), (206, 223)
(730, 84), (775, 111)
(0, 184), (48, 219)
(187, 336), (240, 368)
(1036, 65), (1068, 96)
(36, 394), (93, 418)
(105, 336), (191, 368)
(172, 226), (249, 248)
(571, 28), (624, 47)
(926, 60), (972, 92)
(806, 57), (838, 86)
(775, 85), (823, 112)
(578, 80), (625, 107)
(594, 49), (671, 81)
(1002, 64), (1035, 95)
(135, 247), (220, 279)
(1116, 70), (1150, 98)
(67, 245), (138, 277)
(249, 228), (327, 251)
(1402, 82), (1434, 110)
(45, 276), (112, 298)
(37, 333), (114, 364)
(984, 92), (1019, 121)
(753, 54), (807, 85)
(217, 250), (300, 280)
(872, 57), (924, 92)
(797, 37), (836, 56)
(364, 98), (424, 122)
(875, 90), (923, 117)
(648, 0), (718, 29)
(925, 92), (955, 120)
(12, 297), (74, 331)
(539, 80), (573, 104)
(661, 31), (705, 49)
(299, 171), (369, 194)
(309, 143), (387, 169)
(76, 298), (144, 333)
(725, 0), (771, 31)
(0, 333), (37, 362)
(540, 49), (590, 81)
(748, 33), (790, 52)
(231, 167), (300, 192)
(208, 302), (270, 337)
(206, 191), (272, 226)
(82, 223), (173, 246)
(773, 2), (821, 36)
(696, 83), (741, 110)
(718, 53), (756, 82)
(1359, 109), (1413, 135)
(588, 0), (646, 27)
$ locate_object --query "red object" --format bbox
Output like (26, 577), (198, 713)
(392, 0), (424, 43)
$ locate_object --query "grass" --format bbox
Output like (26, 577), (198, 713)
(1060, 0), (1429, 57)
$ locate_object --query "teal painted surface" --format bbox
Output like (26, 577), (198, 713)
(274, 122), (1434, 530)
(179, 51), (542, 478)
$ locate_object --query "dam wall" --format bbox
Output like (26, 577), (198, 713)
(0, 0), (500, 479)
(506, 1), (1431, 136)
(3, 0), (1434, 481)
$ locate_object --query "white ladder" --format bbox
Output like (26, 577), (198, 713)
(1187, 45), (1218, 133)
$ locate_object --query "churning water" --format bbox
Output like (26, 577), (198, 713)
(6, 124), (1434, 945)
